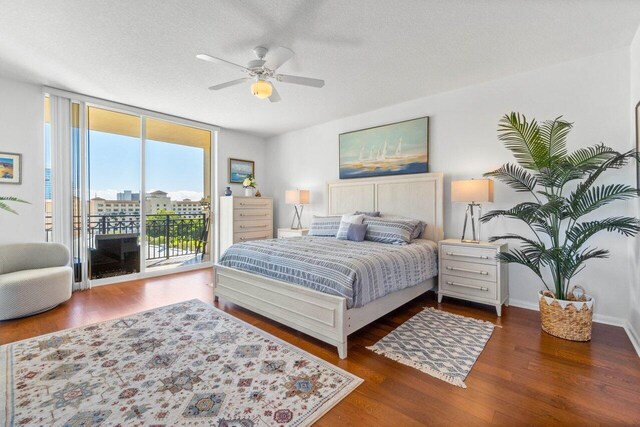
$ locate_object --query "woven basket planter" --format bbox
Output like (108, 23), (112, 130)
(538, 286), (594, 342)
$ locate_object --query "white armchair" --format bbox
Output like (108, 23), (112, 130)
(0, 243), (73, 320)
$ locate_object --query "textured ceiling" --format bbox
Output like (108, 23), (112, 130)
(1, 0), (639, 137)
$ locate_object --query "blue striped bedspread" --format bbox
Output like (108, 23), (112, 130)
(217, 236), (438, 309)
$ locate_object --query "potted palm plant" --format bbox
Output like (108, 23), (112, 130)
(481, 113), (640, 341)
(0, 196), (29, 214)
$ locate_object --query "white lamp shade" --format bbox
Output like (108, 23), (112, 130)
(451, 179), (494, 203)
(285, 189), (310, 205)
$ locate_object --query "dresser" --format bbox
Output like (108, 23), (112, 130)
(219, 196), (273, 255)
(438, 239), (508, 316)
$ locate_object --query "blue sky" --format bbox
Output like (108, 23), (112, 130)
(45, 124), (205, 200)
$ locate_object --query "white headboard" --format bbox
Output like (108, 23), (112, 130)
(327, 172), (444, 242)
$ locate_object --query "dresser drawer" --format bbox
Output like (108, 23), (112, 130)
(441, 259), (497, 283)
(441, 244), (496, 265)
(233, 208), (272, 221)
(440, 274), (497, 299)
(233, 229), (273, 243)
(234, 219), (272, 233)
(234, 198), (273, 209)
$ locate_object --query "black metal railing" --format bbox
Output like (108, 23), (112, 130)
(45, 213), (208, 261)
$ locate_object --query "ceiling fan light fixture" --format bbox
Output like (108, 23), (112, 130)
(251, 79), (272, 99)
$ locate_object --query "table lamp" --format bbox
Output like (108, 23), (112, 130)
(285, 189), (310, 229)
(451, 179), (494, 243)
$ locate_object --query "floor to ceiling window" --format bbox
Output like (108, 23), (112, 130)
(87, 106), (142, 280)
(144, 118), (212, 271)
(45, 93), (215, 287)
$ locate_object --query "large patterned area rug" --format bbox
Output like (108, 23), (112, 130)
(367, 308), (495, 388)
(1, 299), (362, 426)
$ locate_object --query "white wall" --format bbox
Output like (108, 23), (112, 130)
(0, 77), (44, 244)
(627, 26), (640, 353)
(267, 48), (634, 324)
(217, 129), (267, 198)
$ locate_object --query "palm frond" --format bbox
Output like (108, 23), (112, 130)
(0, 196), (29, 215)
(562, 247), (610, 280)
(568, 184), (638, 220)
(571, 149), (638, 207)
(497, 113), (548, 170)
(484, 163), (537, 193)
(539, 117), (571, 162)
(565, 217), (640, 251)
(566, 143), (618, 169)
(497, 248), (544, 281)
(481, 202), (541, 224)
(0, 201), (18, 214)
(0, 196), (29, 203)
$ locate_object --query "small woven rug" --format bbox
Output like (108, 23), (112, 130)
(1, 299), (362, 426)
(367, 308), (495, 388)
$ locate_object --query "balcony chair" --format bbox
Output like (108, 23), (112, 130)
(0, 243), (73, 321)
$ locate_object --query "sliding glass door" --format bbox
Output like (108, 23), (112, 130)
(87, 106), (142, 280)
(144, 118), (212, 271)
(45, 94), (215, 287)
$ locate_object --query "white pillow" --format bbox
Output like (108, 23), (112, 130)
(340, 213), (364, 225)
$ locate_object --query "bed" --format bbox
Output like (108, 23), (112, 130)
(214, 172), (444, 358)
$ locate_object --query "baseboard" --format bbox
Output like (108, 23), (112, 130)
(624, 321), (640, 358)
(508, 298), (625, 327)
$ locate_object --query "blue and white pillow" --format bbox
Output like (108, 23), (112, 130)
(336, 222), (368, 242)
(382, 215), (426, 239)
(335, 214), (365, 239)
(308, 215), (342, 237)
(363, 217), (422, 245)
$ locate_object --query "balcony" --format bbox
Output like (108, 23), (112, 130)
(45, 213), (209, 279)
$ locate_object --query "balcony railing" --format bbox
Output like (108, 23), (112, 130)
(45, 213), (208, 262)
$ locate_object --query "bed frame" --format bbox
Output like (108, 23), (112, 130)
(214, 172), (444, 358)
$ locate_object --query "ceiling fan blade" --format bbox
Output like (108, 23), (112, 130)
(276, 74), (325, 88)
(264, 46), (294, 70)
(208, 77), (250, 91)
(196, 54), (250, 73)
(268, 84), (282, 103)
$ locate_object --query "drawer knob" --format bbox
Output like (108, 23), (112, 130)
(239, 225), (267, 229)
(446, 266), (488, 275)
(446, 281), (489, 291)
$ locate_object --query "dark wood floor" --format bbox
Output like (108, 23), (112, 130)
(2, 268), (639, 426)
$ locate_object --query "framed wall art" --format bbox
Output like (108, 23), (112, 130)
(229, 158), (255, 184)
(0, 152), (21, 184)
(339, 116), (429, 179)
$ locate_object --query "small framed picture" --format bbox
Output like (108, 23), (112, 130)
(0, 152), (21, 184)
(229, 158), (255, 184)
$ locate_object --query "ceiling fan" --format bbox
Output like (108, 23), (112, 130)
(196, 46), (324, 102)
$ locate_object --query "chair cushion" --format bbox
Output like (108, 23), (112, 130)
(0, 266), (72, 320)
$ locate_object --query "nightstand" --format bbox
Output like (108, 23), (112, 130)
(277, 228), (310, 238)
(438, 239), (509, 316)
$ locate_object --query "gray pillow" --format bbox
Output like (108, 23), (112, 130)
(355, 211), (381, 217)
(308, 215), (342, 237)
(347, 223), (368, 241)
(363, 217), (421, 245)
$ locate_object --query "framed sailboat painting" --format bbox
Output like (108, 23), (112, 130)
(339, 116), (429, 179)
